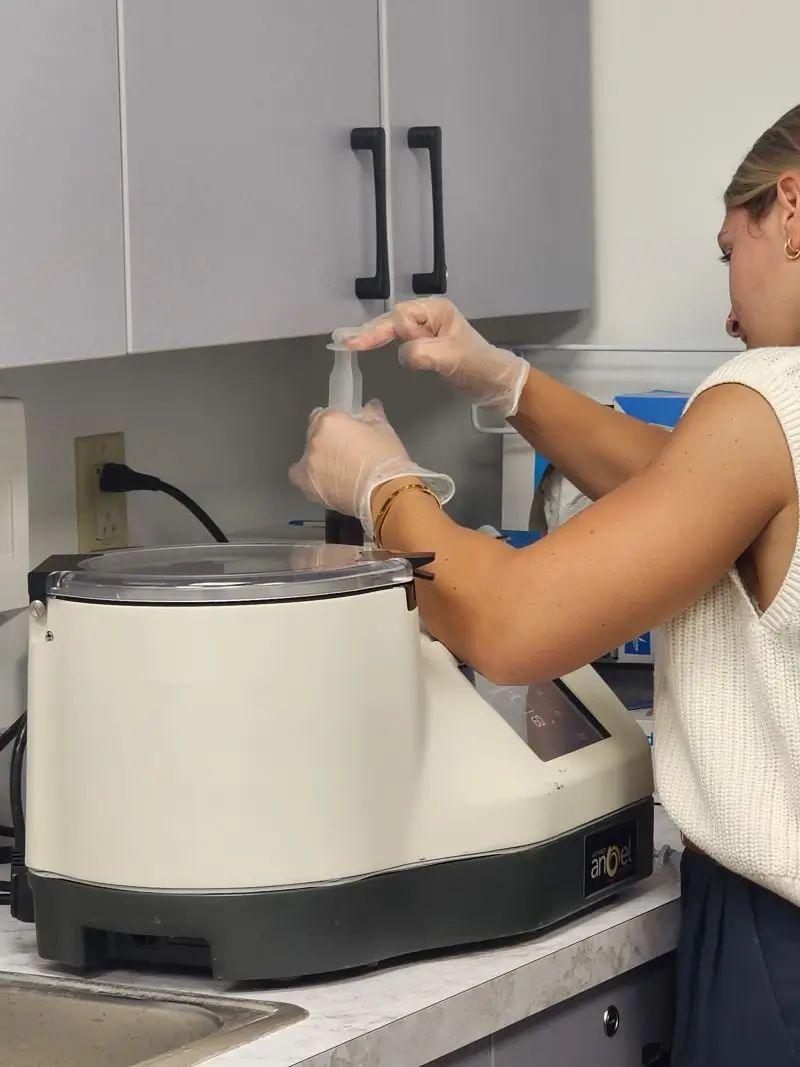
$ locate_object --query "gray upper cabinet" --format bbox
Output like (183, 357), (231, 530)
(0, 1), (126, 367)
(385, 0), (593, 320)
(119, 0), (383, 354)
(0, 2), (593, 366)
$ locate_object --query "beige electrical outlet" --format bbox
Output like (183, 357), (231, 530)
(75, 432), (129, 552)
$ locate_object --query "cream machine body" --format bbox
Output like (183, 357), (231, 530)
(18, 543), (654, 981)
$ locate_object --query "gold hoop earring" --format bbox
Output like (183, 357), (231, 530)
(785, 237), (800, 260)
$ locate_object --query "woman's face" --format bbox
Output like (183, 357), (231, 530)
(720, 174), (800, 349)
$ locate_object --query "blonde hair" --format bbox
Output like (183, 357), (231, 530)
(725, 105), (800, 220)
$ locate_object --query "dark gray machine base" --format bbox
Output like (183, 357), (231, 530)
(30, 800), (653, 982)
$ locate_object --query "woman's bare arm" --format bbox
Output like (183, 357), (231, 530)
(373, 383), (793, 682)
(508, 369), (671, 499)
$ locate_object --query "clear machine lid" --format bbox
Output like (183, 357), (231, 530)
(46, 543), (413, 605)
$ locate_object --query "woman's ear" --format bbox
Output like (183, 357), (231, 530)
(776, 172), (800, 246)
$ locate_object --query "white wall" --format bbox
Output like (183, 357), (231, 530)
(525, 0), (800, 400)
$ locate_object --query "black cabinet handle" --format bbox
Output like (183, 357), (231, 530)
(408, 125), (447, 295)
(351, 127), (390, 301)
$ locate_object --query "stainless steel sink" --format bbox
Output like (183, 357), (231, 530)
(0, 972), (306, 1067)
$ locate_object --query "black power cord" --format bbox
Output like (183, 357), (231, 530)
(99, 462), (228, 544)
(8, 713), (29, 916)
(0, 712), (26, 907)
(10, 714), (26, 857)
(0, 713), (23, 758)
(8, 713), (30, 918)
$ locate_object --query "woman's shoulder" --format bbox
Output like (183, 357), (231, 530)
(681, 348), (800, 492)
(693, 346), (800, 402)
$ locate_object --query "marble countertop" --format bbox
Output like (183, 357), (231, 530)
(0, 811), (682, 1067)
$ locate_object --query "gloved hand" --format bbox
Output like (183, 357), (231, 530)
(289, 400), (455, 536)
(334, 298), (530, 418)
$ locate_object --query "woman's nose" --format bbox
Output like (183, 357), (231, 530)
(726, 311), (742, 339)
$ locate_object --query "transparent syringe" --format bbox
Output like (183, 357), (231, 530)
(326, 339), (362, 414)
(324, 338), (364, 545)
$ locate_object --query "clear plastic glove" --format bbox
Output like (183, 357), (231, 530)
(289, 399), (455, 536)
(333, 297), (530, 418)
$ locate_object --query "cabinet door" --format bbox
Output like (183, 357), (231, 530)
(493, 955), (675, 1067)
(0, 1), (126, 366)
(120, 0), (383, 353)
(385, 0), (593, 320)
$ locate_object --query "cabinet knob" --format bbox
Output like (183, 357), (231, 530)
(603, 1004), (620, 1037)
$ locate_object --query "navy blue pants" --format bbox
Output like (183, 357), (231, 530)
(673, 849), (800, 1065)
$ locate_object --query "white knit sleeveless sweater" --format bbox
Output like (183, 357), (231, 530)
(656, 347), (800, 905)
